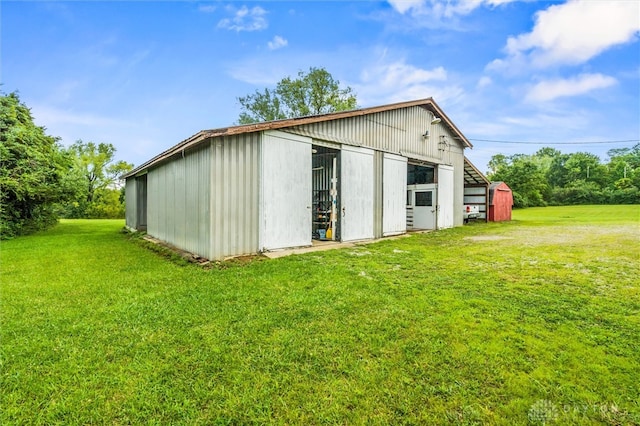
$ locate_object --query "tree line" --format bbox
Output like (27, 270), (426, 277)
(1, 92), (133, 238)
(487, 146), (640, 207)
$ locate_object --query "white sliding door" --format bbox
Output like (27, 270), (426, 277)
(437, 164), (454, 229)
(383, 153), (407, 236)
(341, 146), (374, 241)
(261, 131), (312, 250)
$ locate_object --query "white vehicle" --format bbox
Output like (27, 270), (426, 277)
(463, 205), (480, 223)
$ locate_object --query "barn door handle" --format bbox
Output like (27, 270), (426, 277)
(342, 207), (345, 217)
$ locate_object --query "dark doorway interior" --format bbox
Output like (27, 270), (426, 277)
(136, 174), (148, 231)
(312, 145), (340, 240)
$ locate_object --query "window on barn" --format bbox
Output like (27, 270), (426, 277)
(415, 191), (433, 206)
(407, 164), (435, 185)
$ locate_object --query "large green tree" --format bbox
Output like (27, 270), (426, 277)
(63, 140), (133, 218)
(488, 154), (548, 207)
(237, 67), (357, 124)
(607, 144), (640, 189)
(0, 92), (73, 238)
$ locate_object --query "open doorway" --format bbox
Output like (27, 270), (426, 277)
(312, 145), (340, 241)
(136, 174), (148, 231)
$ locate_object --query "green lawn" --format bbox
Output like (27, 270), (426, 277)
(1, 206), (639, 425)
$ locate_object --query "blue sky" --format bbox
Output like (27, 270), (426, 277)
(3, 0), (639, 173)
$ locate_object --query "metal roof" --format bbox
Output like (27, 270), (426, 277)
(464, 157), (490, 186)
(124, 98), (473, 178)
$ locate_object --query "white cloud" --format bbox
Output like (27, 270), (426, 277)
(198, 5), (217, 14)
(491, 0), (640, 70)
(356, 58), (464, 105)
(267, 35), (288, 51)
(477, 76), (492, 89)
(387, 0), (517, 18)
(387, 0), (425, 14)
(525, 73), (617, 102)
(217, 5), (268, 32)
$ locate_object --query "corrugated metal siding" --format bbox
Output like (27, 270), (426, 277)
(290, 106), (447, 162)
(183, 147), (211, 256)
(210, 133), (260, 260)
(451, 148), (465, 226)
(125, 177), (137, 229)
(373, 151), (384, 238)
(146, 145), (211, 259)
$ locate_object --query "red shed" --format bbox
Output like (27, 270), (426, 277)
(488, 182), (513, 222)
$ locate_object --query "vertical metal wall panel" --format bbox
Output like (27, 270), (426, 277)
(373, 151), (384, 239)
(341, 145), (375, 241)
(174, 160), (186, 249)
(382, 153), (408, 236)
(147, 167), (160, 241)
(451, 149), (465, 226)
(260, 130), (312, 251)
(145, 145), (212, 259)
(164, 162), (175, 245)
(210, 133), (260, 260)
(125, 178), (137, 229)
(183, 145), (211, 258)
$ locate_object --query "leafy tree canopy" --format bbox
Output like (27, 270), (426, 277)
(62, 140), (133, 218)
(237, 67), (357, 124)
(0, 92), (73, 238)
(487, 144), (640, 207)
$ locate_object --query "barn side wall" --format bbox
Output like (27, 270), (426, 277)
(125, 177), (137, 230)
(147, 144), (212, 259)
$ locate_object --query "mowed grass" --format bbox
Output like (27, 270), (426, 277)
(1, 206), (638, 425)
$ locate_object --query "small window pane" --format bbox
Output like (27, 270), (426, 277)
(407, 164), (435, 185)
(415, 191), (433, 206)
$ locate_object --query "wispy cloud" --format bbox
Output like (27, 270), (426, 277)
(356, 55), (463, 105)
(387, 0), (517, 18)
(488, 0), (640, 71)
(525, 73), (618, 103)
(217, 5), (268, 32)
(267, 35), (288, 51)
(30, 105), (130, 128)
(198, 4), (217, 14)
(476, 76), (492, 89)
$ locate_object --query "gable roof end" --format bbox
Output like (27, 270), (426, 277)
(123, 98), (472, 178)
